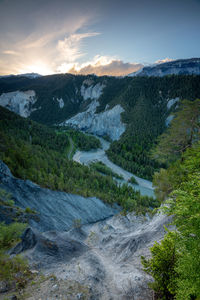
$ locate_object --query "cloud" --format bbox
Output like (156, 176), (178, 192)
(62, 55), (143, 76)
(57, 32), (100, 62)
(3, 50), (20, 55)
(155, 57), (174, 64)
(0, 0), (96, 76)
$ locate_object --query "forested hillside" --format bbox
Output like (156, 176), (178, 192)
(1, 74), (200, 179)
(106, 76), (200, 179)
(0, 106), (158, 213)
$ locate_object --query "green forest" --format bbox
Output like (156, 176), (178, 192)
(106, 76), (200, 180)
(56, 126), (101, 151)
(0, 106), (158, 213)
(1, 74), (200, 180)
(141, 99), (200, 299)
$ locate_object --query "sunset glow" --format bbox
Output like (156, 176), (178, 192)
(0, 0), (200, 76)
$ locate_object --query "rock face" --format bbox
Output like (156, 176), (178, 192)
(10, 228), (37, 254)
(131, 58), (200, 77)
(0, 160), (119, 232)
(15, 210), (170, 299)
(55, 97), (64, 108)
(167, 97), (179, 110)
(80, 80), (105, 100)
(0, 90), (37, 117)
(10, 227), (89, 268)
(61, 100), (126, 141)
(165, 115), (174, 126)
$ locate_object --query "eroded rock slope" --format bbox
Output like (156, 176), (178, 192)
(0, 160), (171, 299)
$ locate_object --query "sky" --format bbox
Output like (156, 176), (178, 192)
(0, 0), (200, 76)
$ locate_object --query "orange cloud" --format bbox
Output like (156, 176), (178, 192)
(65, 57), (143, 76)
(155, 57), (174, 64)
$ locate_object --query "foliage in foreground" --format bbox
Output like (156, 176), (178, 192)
(141, 232), (178, 300)
(142, 153), (200, 299)
(143, 144), (200, 300)
(0, 221), (31, 290)
(142, 99), (200, 299)
(0, 222), (27, 249)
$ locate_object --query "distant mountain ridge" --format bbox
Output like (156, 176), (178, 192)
(129, 58), (200, 77)
(0, 72), (42, 79)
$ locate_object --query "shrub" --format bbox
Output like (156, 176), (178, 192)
(0, 222), (27, 250)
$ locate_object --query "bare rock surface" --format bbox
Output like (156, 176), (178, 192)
(0, 160), (119, 231)
(45, 212), (170, 300)
(0, 160), (171, 299)
(0, 90), (37, 117)
(61, 101), (126, 141)
(12, 211), (170, 299)
(81, 81), (105, 101)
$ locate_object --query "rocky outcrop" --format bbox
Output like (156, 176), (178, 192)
(0, 160), (119, 232)
(16, 210), (171, 299)
(10, 228), (37, 254)
(10, 227), (89, 268)
(167, 97), (179, 110)
(81, 79), (105, 100)
(0, 90), (37, 117)
(165, 115), (174, 126)
(55, 97), (64, 108)
(61, 101), (126, 141)
(130, 58), (200, 77)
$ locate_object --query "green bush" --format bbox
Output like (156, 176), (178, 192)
(128, 176), (138, 185)
(0, 188), (14, 206)
(0, 253), (31, 289)
(0, 222), (27, 250)
(0, 222), (31, 291)
(141, 232), (178, 300)
(25, 207), (37, 214)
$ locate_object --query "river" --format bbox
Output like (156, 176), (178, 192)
(73, 136), (154, 197)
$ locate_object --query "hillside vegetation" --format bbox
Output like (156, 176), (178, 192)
(142, 99), (200, 299)
(56, 127), (101, 151)
(1, 74), (200, 180)
(0, 106), (159, 213)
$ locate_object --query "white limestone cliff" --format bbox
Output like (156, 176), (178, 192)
(81, 79), (105, 100)
(61, 100), (126, 141)
(0, 90), (37, 117)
